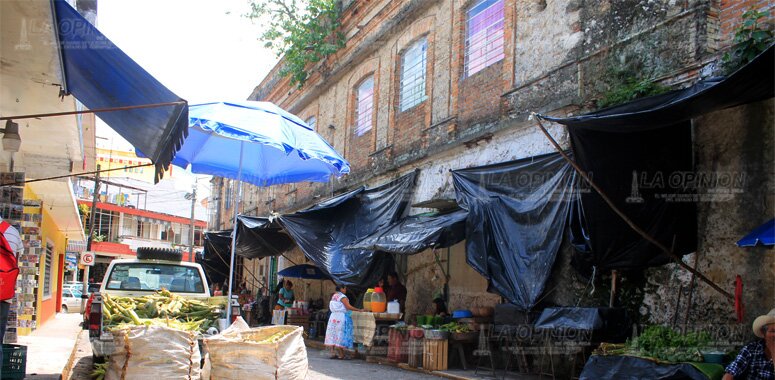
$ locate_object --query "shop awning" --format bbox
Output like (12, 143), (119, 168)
(52, 0), (188, 181)
(344, 209), (467, 254)
(737, 219), (775, 247)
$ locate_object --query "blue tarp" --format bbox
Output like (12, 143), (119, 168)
(737, 219), (775, 247)
(53, 0), (188, 181)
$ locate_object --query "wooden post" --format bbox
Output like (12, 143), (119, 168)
(609, 270), (618, 307)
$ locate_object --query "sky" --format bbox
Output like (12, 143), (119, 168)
(90, 0), (280, 216)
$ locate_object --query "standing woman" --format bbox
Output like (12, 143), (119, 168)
(325, 285), (363, 359)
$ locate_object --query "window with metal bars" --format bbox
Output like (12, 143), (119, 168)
(399, 38), (428, 112)
(43, 243), (53, 298)
(465, 0), (505, 77)
(306, 116), (317, 131)
(354, 77), (375, 136)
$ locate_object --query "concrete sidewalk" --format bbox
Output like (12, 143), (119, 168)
(17, 312), (82, 380)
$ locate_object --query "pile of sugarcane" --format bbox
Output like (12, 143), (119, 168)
(102, 288), (223, 332)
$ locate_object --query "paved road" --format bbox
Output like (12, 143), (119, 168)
(306, 348), (439, 380)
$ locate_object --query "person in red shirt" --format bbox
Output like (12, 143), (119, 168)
(385, 272), (407, 314)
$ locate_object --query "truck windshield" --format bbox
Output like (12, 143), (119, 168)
(105, 263), (205, 294)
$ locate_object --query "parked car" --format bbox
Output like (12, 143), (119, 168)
(61, 287), (83, 313)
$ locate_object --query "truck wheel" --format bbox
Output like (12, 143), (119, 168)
(136, 247), (183, 261)
(61, 304), (68, 313)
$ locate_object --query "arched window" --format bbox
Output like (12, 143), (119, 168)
(354, 77), (375, 136)
(465, 0), (505, 77)
(399, 38), (428, 112)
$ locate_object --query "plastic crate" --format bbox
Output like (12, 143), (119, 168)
(2, 344), (27, 380)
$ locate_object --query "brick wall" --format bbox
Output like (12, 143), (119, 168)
(718, 0), (773, 48)
(226, 0), (773, 221)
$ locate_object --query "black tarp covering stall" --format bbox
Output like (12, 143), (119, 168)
(203, 216), (294, 261)
(279, 172), (417, 289)
(343, 209), (468, 254)
(567, 120), (697, 272)
(452, 152), (577, 310)
(200, 216), (295, 285)
(199, 230), (233, 287)
(539, 47), (775, 273)
(235, 216), (295, 259)
(580, 355), (715, 380)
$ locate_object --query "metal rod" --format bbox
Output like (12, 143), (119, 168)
(81, 165), (101, 311)
(189, 187), (197, 261)
(0, 101), (186, 121)
(226, 141), (245, 322)
(533, 114), (733, 301)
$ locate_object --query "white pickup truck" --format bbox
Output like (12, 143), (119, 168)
(86, 248), (213, 358)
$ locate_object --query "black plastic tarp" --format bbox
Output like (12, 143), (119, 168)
(200, 230), (233, 286)
(343, 208), (467, 254)
(452, 152), (577, 310)
(235, 216), (295, 259)
(530, 49), (775, 274)
(541, 45), (774, 130)
(278, 172), (417, 289)
(580, 355), (712, 380)
(203, 216), (294, 261)
(567, 120), (697, 272)
(534, 307), (604, 331)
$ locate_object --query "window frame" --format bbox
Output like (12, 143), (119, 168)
(464, 0), (505, 77)
(354, 76), (375, 137)
(43, 242), (54, 299)
(399, 38), (429, 112)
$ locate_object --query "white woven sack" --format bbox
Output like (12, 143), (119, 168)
(106, 325), (201, 380)
(204, 324), (307, 380)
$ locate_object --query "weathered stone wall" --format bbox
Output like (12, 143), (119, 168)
(211, 0), (774, 327)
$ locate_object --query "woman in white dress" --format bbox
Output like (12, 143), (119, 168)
(324, 285), (362, 359)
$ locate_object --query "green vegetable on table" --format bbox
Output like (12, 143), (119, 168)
(624, 325), (710, 363)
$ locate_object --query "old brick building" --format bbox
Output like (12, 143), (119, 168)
(211, 0), (773, 328)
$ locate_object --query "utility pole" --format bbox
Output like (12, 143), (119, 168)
(188, 186), (197, 262)
(81, 164), (100, 310)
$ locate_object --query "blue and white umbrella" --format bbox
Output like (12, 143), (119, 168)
(171, 101), (349, 320)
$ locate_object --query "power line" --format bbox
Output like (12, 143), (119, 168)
(1, 163), (156, 187)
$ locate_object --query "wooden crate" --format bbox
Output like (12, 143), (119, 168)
(407, 338), (423, 368)
(423, 339), (448, 371)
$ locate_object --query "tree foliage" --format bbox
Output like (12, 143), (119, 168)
(247, 0), (345, 88)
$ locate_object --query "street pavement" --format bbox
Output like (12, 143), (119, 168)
(18, 311), (82, 379)
(306, 348), (439, 379)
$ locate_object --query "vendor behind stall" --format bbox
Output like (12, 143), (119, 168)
(276, 280), (295, 310)
(386, 272), (407, 313)
(432, 298), (449, 318)
(723, 308), (775, 380)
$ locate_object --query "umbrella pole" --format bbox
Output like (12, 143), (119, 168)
(226, 141), (245, 322)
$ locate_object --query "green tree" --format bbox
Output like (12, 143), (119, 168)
(247, 0), (345, 88)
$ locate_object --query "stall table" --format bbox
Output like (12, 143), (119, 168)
(286, 314), (311, 335)
(351, 312), (402, 356)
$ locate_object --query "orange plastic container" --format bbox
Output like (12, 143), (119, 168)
(363, 289), (374, 312)
(371, 287), (387, 312)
